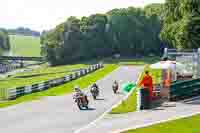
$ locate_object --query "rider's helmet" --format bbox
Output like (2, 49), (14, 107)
(74, 86), (80, 92)
(92, 83), (97, 87)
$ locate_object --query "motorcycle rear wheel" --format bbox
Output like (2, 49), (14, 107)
(85, 105), (89, 109)
(93, 95), (97, 100)
(113, 88), (117, 94)
(77, 103), (82, 110)
(77, 99), (83, 110)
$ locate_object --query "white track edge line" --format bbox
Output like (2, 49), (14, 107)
(111, 111), (200, 133)
(181, 95), (200, 103)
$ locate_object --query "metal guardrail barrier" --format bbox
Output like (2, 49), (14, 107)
(0, 56), (44, 61)
(170, 78), (200, 101)
(0, 64), (103, 100)
(0, 64), (21, 73)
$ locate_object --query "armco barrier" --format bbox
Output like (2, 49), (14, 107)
(0, 64), (103, 100)
(170, 78), (200, 101)
(0, 64), (21, 73)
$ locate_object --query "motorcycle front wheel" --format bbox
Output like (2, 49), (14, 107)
(113, 88), (117, 94)
(85, 105), (89, 109)
(77, 100), (83, 110)
(93, 94), (97, 100)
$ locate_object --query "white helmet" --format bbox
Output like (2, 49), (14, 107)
(74, 86), (81, 91)
(74, 85), (79, 89)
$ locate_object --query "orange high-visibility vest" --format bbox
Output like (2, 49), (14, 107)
(139, 74), (153, 98)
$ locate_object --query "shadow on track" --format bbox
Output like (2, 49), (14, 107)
(95, 98), (105, 101)
(115, 92), (124, 95)
(80, 107), (96, 111)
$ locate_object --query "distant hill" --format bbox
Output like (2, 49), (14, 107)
(7, 27), (40, 37)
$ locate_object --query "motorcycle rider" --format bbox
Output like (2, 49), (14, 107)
(90, 83), (99, 94)
(73, 86), (88, 103)
(113, 80), (119, 87)
(91, 83), (99, 90)
(112, 80), (119, 93)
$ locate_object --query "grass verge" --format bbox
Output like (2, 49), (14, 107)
(0, 64), (118, 108)
(123, 114), (200, 133)
(111, 87), (138, 114)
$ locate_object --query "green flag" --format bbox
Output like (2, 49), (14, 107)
(122, 82), (136, 93)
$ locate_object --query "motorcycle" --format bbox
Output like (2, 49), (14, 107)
(73, 94), (89, 110)
(112, 83), (118, 94)
(90, 86), (99, 100)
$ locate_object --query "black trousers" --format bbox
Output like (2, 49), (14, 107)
(140, 88), (150, 109)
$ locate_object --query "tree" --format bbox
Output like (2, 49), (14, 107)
(160, 0), (200, 49)
(144, 3), (164, 18)
(41, 5), (164, 65)
(0, 29), (10, 55)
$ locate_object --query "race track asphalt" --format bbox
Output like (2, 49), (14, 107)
(0, 66), (143, 133)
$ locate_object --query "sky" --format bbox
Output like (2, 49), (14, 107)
(0, 0), (164, 32)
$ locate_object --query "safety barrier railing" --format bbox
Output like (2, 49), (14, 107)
(170, 78), (200, 100)
(0, 64), (103, 100)
(0, 64), (21, 73)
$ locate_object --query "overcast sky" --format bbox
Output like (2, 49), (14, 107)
(0, 0), (164, 31)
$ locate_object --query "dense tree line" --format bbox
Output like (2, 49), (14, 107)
(0, 29), (10, 55)
(41, 5), (163, 65)
(160, 0), (200, 49)
(7, 27), (40, 37)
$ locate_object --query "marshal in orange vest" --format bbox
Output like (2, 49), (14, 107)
(139, 70), (153, 99)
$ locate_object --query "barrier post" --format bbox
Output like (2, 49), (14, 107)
(137, 89), (141, 111)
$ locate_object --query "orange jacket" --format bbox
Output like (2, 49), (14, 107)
(139, 74), (153, 91)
